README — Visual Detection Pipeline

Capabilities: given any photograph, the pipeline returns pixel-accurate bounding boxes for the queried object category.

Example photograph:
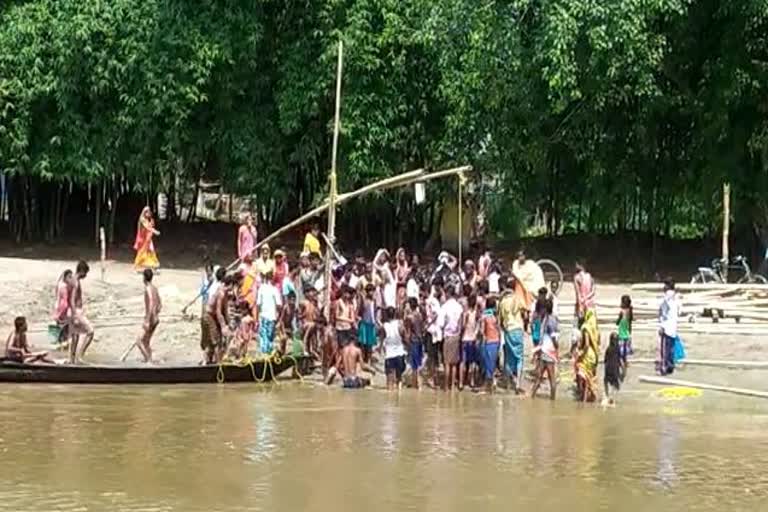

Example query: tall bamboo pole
[458,174,463,264]
[324,40,344,320]
[722,182,731,281]
[179,165,472,313]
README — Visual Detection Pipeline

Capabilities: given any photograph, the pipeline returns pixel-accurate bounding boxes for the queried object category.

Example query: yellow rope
[214,351,306,384]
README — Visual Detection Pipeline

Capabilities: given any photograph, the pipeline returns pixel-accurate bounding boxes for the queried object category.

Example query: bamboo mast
[324,40,344,320]
[180,165,473,313]
[722,182,730,281]
[458,174,463,264]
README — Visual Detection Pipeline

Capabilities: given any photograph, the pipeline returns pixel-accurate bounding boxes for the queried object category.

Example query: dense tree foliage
[1,0,767,251]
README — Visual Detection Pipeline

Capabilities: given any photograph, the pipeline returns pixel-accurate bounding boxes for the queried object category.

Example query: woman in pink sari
[395,248,410,308]
[238,213,257,260]
[133,207,160,271]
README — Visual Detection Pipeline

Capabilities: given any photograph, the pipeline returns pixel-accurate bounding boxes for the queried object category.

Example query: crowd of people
[194,215,649,402]
[3,207,690,404]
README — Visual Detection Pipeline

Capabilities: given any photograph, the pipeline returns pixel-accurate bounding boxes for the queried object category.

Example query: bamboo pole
[635,358,768,369]
[631,283,768,292]
[458,174,463,264]
[179,164,473,312]
[247,169,425,262]
[99,227,106,282]
[722,182,730,281]
[324,40,344,320]
[639,375,768,399]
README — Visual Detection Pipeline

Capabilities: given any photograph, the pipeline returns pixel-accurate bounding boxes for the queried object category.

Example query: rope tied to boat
[215,351,304,384]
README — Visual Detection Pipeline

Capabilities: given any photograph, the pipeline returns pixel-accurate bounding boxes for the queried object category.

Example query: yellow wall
[440,198,473,252]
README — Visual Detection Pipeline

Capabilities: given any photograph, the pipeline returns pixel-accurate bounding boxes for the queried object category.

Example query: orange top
[482,312,501,342]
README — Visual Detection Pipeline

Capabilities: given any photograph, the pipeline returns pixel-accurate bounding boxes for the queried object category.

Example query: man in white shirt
[440,286,464,390]
[658,280,679,375]
[406,270,420,300]
[257,271,283,354]
[426,284,444,385]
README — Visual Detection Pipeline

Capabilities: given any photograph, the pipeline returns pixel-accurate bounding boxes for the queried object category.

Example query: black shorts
[342,376,370,389]
[336,329,355,348]
[427,338,444,365]
[385,356,406,379]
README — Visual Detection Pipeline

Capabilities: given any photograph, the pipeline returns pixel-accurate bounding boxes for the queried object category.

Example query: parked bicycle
[536,258,564,296]
[689,255,767,284]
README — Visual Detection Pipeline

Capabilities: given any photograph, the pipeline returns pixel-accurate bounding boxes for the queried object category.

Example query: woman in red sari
[133,207,161,271]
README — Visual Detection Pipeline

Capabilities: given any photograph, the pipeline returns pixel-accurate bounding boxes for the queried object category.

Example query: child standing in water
[530,300,559,400]
[357,284,378,363]
[460,294,480,390]
[616,295,633,381]
[603,332,622,406]
[404,297,425,389]
[379,307,407,391]
[479,297,501,392]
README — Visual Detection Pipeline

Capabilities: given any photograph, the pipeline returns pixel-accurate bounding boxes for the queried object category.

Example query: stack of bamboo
[626,283,768,336]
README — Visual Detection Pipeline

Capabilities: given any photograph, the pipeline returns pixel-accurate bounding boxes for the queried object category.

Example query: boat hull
[0,357,310,384]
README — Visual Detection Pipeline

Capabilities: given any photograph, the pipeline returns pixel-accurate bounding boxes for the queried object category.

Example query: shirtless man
[6,317,54,364]
[69,260,94,364]
[136,269,162,363]
[299,286,321,359]
[277,291,298,355]
[339,342,376,389]
[201,275,232,364]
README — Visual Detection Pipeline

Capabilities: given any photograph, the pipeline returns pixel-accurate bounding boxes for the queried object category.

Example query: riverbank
[1,256,765,378]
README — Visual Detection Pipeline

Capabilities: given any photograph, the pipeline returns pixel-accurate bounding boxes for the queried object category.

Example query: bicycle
[536,258,564,296]
[689,255,768,284]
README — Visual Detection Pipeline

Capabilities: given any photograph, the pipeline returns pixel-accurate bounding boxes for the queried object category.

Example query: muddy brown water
[1,376,767,512]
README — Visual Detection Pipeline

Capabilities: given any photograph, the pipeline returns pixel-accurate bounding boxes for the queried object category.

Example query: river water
[1,380,767,512]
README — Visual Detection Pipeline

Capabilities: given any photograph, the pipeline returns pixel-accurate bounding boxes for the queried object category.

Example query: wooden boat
[0,356,310,384]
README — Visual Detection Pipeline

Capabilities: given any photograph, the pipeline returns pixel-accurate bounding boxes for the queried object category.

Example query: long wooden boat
[0,356,310,384]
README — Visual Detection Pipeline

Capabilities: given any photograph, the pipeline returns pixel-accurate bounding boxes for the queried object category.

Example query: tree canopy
[1,0,767,250]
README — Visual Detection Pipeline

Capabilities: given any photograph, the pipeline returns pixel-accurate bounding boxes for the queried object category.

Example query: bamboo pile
[627,283,768,336]
[560,283,768,336]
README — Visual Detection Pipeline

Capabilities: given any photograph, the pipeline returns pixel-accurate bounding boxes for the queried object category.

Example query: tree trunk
[108,176,120,246]
[187,173,200,223]
[95,180,102,246]
[167,170,177,223]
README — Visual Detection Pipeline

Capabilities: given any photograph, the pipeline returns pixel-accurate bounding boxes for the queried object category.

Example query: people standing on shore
[133,207,160,272]
[658,280,679,376]
[380,306,407,391]
[575,309,600,402]
[201,274,232,364]
[441,285,464,391]
[69,261,94,364]
[136,269,162,363]
[499,276,528,393]
[530,299,558,400]
[461,293,480,390]
[53,269,73,348]
[573,261,595,325]
[617,295,634,380]
[479,297,501,392]
[237,213,257,260]
[257,271,282,355]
